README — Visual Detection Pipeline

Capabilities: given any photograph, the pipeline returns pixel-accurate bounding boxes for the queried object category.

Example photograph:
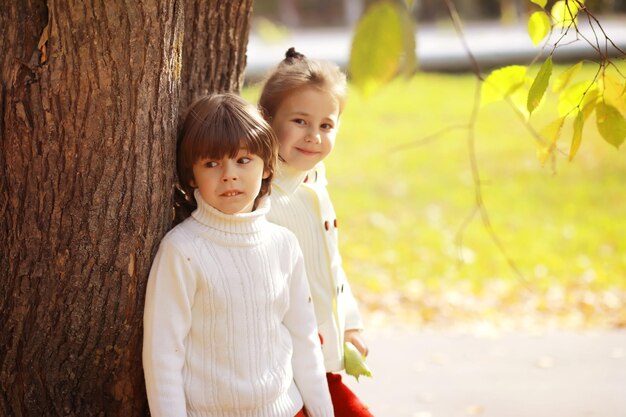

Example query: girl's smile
[295,147,322,156]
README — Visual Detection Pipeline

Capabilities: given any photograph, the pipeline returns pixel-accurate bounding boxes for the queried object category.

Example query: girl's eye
[321,123,333,130]
[292,118,306,126]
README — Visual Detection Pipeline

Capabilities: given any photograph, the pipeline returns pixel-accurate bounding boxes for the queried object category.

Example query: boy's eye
[237,156,251,164]
[204,160,218,168]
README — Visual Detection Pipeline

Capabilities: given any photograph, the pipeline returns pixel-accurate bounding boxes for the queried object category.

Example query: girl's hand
[344,329,369,357]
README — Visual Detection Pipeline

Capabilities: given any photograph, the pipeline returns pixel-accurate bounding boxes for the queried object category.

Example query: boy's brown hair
[177,93,278,209]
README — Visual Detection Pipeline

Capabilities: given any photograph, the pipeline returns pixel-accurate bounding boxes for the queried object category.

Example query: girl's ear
[189,178,197,188]
[262,169,270,180]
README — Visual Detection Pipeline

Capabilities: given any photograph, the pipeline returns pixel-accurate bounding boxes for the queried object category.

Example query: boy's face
[271,87,340,171]
[191,148,269,214]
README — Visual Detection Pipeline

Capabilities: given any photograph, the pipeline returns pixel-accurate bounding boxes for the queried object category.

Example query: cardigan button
[324,220,330,231]
[334,219,337,228]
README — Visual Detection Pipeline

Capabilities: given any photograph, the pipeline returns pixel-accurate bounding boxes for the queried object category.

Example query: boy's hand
[344,329,369,357]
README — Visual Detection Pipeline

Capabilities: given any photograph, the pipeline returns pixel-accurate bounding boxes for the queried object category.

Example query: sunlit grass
[244,66,626,328]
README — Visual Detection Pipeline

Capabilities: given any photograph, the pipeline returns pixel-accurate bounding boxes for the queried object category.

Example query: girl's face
[271,87,340,171]
[191,148,269,214]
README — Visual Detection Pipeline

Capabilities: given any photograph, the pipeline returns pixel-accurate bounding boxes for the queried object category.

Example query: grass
[243,66,626,328]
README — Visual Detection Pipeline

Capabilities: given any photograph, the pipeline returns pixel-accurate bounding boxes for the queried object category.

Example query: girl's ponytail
[284,47,305,63]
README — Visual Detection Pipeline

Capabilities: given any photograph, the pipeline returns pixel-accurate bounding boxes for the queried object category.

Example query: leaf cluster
[349,0,626,161]
[483,0,626,161]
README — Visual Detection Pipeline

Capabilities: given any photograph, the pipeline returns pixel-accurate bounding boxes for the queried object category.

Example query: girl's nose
[305,130,322,144]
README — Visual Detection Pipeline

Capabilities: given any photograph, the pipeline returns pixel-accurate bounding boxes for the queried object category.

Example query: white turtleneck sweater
[268,163,364,373]
[143,191,334,417]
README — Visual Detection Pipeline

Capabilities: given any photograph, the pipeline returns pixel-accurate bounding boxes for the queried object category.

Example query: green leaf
[530,0,548,7]
[551,0,584,28]
[558,81,598,117]
[528,11,551,46]
[596,102,626,148]
[481,65,527,107]
[527,56,553,113]
[344,342,373,382]
[569,111,584,161]
[552,62,583,92]
[349,1,410,95]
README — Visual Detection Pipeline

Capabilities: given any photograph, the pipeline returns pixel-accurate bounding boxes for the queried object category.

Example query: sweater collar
[272,162,309,194]
[191,189,270,237]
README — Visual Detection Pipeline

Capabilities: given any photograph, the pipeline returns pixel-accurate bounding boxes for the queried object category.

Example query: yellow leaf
[551,0,583,28]
[528,11,551,46]
[569,111,584,161]
[254,17,290,43]
[552,62,583,93]
[538,117,565,165]
[596,102,626,148]
[481,65,527,107]
[600,74,626,114]
[558,81,598,118]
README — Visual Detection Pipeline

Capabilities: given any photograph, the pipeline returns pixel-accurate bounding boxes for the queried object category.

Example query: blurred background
[243,3,626,413]
[244,0,626,331]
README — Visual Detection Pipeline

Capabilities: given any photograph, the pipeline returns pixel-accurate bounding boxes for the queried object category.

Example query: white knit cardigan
[267,163,364,373]
[143,191,334,417]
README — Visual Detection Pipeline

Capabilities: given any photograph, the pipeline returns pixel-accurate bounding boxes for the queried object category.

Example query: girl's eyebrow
[289,110,337,122]
[288,110,310,117]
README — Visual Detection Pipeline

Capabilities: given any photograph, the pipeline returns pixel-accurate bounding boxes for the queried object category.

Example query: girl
[259,49,373,416]
[143,93,334,417]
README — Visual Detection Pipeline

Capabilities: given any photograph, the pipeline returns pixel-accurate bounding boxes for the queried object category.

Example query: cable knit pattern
[267,163,364,373]
[143,191,334,417]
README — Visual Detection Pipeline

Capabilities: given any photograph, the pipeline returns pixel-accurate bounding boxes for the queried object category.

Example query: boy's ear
[189,179,197,188]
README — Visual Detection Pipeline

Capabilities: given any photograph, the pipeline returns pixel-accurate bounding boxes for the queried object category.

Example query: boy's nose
[221,163,238,181]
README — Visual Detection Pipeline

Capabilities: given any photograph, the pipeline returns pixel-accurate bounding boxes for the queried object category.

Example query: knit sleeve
[142,236,197,417]
[283,238,335,417]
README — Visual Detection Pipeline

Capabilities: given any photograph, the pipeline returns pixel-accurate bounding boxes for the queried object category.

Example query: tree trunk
[0,0,251,415]
[179,0,253,111]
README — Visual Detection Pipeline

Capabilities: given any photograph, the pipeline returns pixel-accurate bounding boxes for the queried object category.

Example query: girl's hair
[258,47,347,121]
[177,93,278,210]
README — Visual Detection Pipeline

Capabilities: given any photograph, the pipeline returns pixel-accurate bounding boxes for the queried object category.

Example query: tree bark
[179,0,253,111]
[0,0,252,415]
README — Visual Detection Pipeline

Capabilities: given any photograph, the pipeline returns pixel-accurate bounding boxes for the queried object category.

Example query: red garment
[294,409,306,417]
[326,373,374,416]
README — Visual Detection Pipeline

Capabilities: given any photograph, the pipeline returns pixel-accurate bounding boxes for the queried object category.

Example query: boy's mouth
[221,190,243,197]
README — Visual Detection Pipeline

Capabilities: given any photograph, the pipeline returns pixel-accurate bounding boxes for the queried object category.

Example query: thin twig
[390,123,469,152]
[443,0,530,287]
